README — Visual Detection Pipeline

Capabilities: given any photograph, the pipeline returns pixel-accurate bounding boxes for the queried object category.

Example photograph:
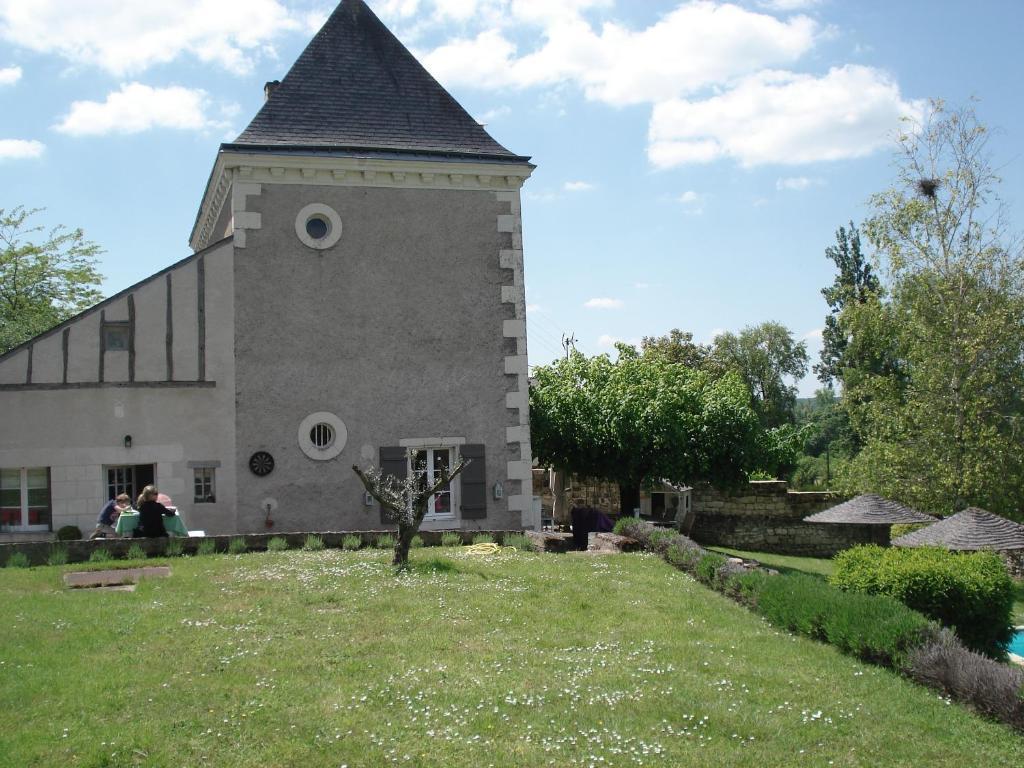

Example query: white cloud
[634,282,650,289]
[649,65,926,168]
[421,3,818,106]
[677,189,704,215]
[776,176,823,191]
[597,334,620,348]
[758,0,821,11]
[477,105,511,123]
[0,138,44,159]
[584,297,624,309]
[525,303,542,313]
[0,0,302,75]
[563,180,594,192]
[54,83,224,136]
[802,327,824,341]
[0,65,21,85]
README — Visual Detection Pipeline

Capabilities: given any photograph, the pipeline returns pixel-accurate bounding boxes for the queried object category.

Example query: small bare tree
[352,451,469,568]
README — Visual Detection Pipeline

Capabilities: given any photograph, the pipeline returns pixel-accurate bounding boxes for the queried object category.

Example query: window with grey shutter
[459,444,487,519]
[379,446,407,524]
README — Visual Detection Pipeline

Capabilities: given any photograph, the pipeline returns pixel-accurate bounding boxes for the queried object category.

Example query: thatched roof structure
[892,507,1024,551]
[803,494,938,525]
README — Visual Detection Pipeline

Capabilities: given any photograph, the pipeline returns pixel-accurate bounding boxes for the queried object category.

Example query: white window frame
[193,467,216,504]
[107,465,135,502]
[406,446,460,522]
[0,467,51,532]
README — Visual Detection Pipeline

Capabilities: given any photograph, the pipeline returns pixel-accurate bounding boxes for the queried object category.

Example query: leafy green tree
[711,321,809,428]
[841,101,1024,517]
[529,346,769,515]
[0,207,103,353]
[640,328,713,370]
[815,222,890,385]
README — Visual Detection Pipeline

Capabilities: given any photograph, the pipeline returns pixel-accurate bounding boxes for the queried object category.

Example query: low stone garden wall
[0,530,522,567]
[690,481,886,557]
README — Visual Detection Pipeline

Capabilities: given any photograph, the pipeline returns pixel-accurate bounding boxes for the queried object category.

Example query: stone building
[0,0,536,539]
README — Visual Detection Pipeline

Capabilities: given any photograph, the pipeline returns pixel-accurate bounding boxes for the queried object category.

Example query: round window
[297,411,347,460]
[305,216,329,240]
[295,204,343,249]
[310,422,335,449]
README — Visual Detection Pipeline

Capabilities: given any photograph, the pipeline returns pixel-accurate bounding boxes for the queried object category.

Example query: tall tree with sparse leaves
[0,207,103,354]
[841,101,1024,517]
[711,321,809,428]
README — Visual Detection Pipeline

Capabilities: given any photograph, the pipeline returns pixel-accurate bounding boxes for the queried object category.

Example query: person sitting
[135,485,174,538]
[89,493,131,539]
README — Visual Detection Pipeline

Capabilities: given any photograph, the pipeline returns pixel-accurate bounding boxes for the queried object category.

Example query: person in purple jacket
[89,493,130,539]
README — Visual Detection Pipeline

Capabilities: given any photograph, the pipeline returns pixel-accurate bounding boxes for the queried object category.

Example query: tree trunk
[393,522,416,568]
[618,482,640,518]
[551,469,570,528]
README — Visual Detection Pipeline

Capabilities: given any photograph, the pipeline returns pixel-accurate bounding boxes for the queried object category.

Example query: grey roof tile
[803,494,938,525]
[229,0,526,162]
[892,508,1024,551]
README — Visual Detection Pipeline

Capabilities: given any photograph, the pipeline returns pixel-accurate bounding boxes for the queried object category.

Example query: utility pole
[561,332,577,359]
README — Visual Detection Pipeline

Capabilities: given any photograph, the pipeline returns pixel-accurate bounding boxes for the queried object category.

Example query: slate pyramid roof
[226,0,527,163]
[892,507,1024,551]
[803,494,938,525]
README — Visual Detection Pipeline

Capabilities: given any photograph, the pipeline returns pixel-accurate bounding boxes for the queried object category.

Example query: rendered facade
[0,0,537,538]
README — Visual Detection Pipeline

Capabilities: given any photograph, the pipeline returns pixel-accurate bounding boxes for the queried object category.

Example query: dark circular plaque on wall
[249,451,275,477]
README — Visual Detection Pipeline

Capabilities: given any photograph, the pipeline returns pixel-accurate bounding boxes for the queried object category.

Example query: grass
[1,550,1022,767]
[710,547,836,578]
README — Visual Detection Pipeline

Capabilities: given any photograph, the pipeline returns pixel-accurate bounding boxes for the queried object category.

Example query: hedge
[830,545,1015,658]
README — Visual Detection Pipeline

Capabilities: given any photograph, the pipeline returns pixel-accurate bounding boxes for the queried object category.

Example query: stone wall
[690,480,884,557]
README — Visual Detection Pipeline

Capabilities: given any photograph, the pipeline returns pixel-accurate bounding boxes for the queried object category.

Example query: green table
[114,511,189,537]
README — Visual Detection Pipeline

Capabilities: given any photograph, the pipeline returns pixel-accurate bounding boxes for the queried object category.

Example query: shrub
[5,551,30,568]
[374,534,396,550]
[440,532,462,547]
[756,573,935,667]
[196,539,217,556]
[695,553,728,586]
[905,628,1024,730]
[164,538,184,557]
[890,523,929,540]
[665,540,704,572]
[341,534,362,551]
[126,543,147,561]
[228,537,248,554]
[410,535,425,549]
[302,535,325,552]
[471,533,494,545]
[88,549,113,563]
[831,545,1015,657]
[724,569,771,608]
[266,537,289,552]
[612,517,654,545]
[47,546,69,566]
[646,528,677,555]
[503,533,533,552]
[56,525,82,541]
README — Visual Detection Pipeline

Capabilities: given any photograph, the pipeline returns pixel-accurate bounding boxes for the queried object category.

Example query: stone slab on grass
[525,530,575,553]
[64,566,171,589]
[588,532,641,553]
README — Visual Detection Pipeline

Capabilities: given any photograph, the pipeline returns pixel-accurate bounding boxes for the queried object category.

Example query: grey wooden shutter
[459,444,487,520]
[379,446,407,524]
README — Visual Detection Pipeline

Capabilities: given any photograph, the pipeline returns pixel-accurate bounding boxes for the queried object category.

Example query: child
[89,493,131,539]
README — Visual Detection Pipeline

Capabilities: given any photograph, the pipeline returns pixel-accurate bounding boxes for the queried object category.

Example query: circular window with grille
[309,422,335,449]
[298,411,347,460]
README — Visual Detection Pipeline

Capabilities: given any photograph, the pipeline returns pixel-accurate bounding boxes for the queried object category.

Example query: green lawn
[710,547,836,578]
[1,548,1022,767]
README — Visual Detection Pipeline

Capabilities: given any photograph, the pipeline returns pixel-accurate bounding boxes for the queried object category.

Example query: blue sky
[1,0,1022,395]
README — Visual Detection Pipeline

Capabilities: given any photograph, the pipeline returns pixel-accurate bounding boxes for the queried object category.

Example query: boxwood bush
[831,545,1014,658]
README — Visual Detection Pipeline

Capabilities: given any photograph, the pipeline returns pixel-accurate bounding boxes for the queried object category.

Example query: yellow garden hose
[463,542,517,556]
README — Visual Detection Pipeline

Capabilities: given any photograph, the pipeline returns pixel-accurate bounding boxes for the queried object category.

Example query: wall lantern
[123,435,132,449]
[493,481,504,500]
